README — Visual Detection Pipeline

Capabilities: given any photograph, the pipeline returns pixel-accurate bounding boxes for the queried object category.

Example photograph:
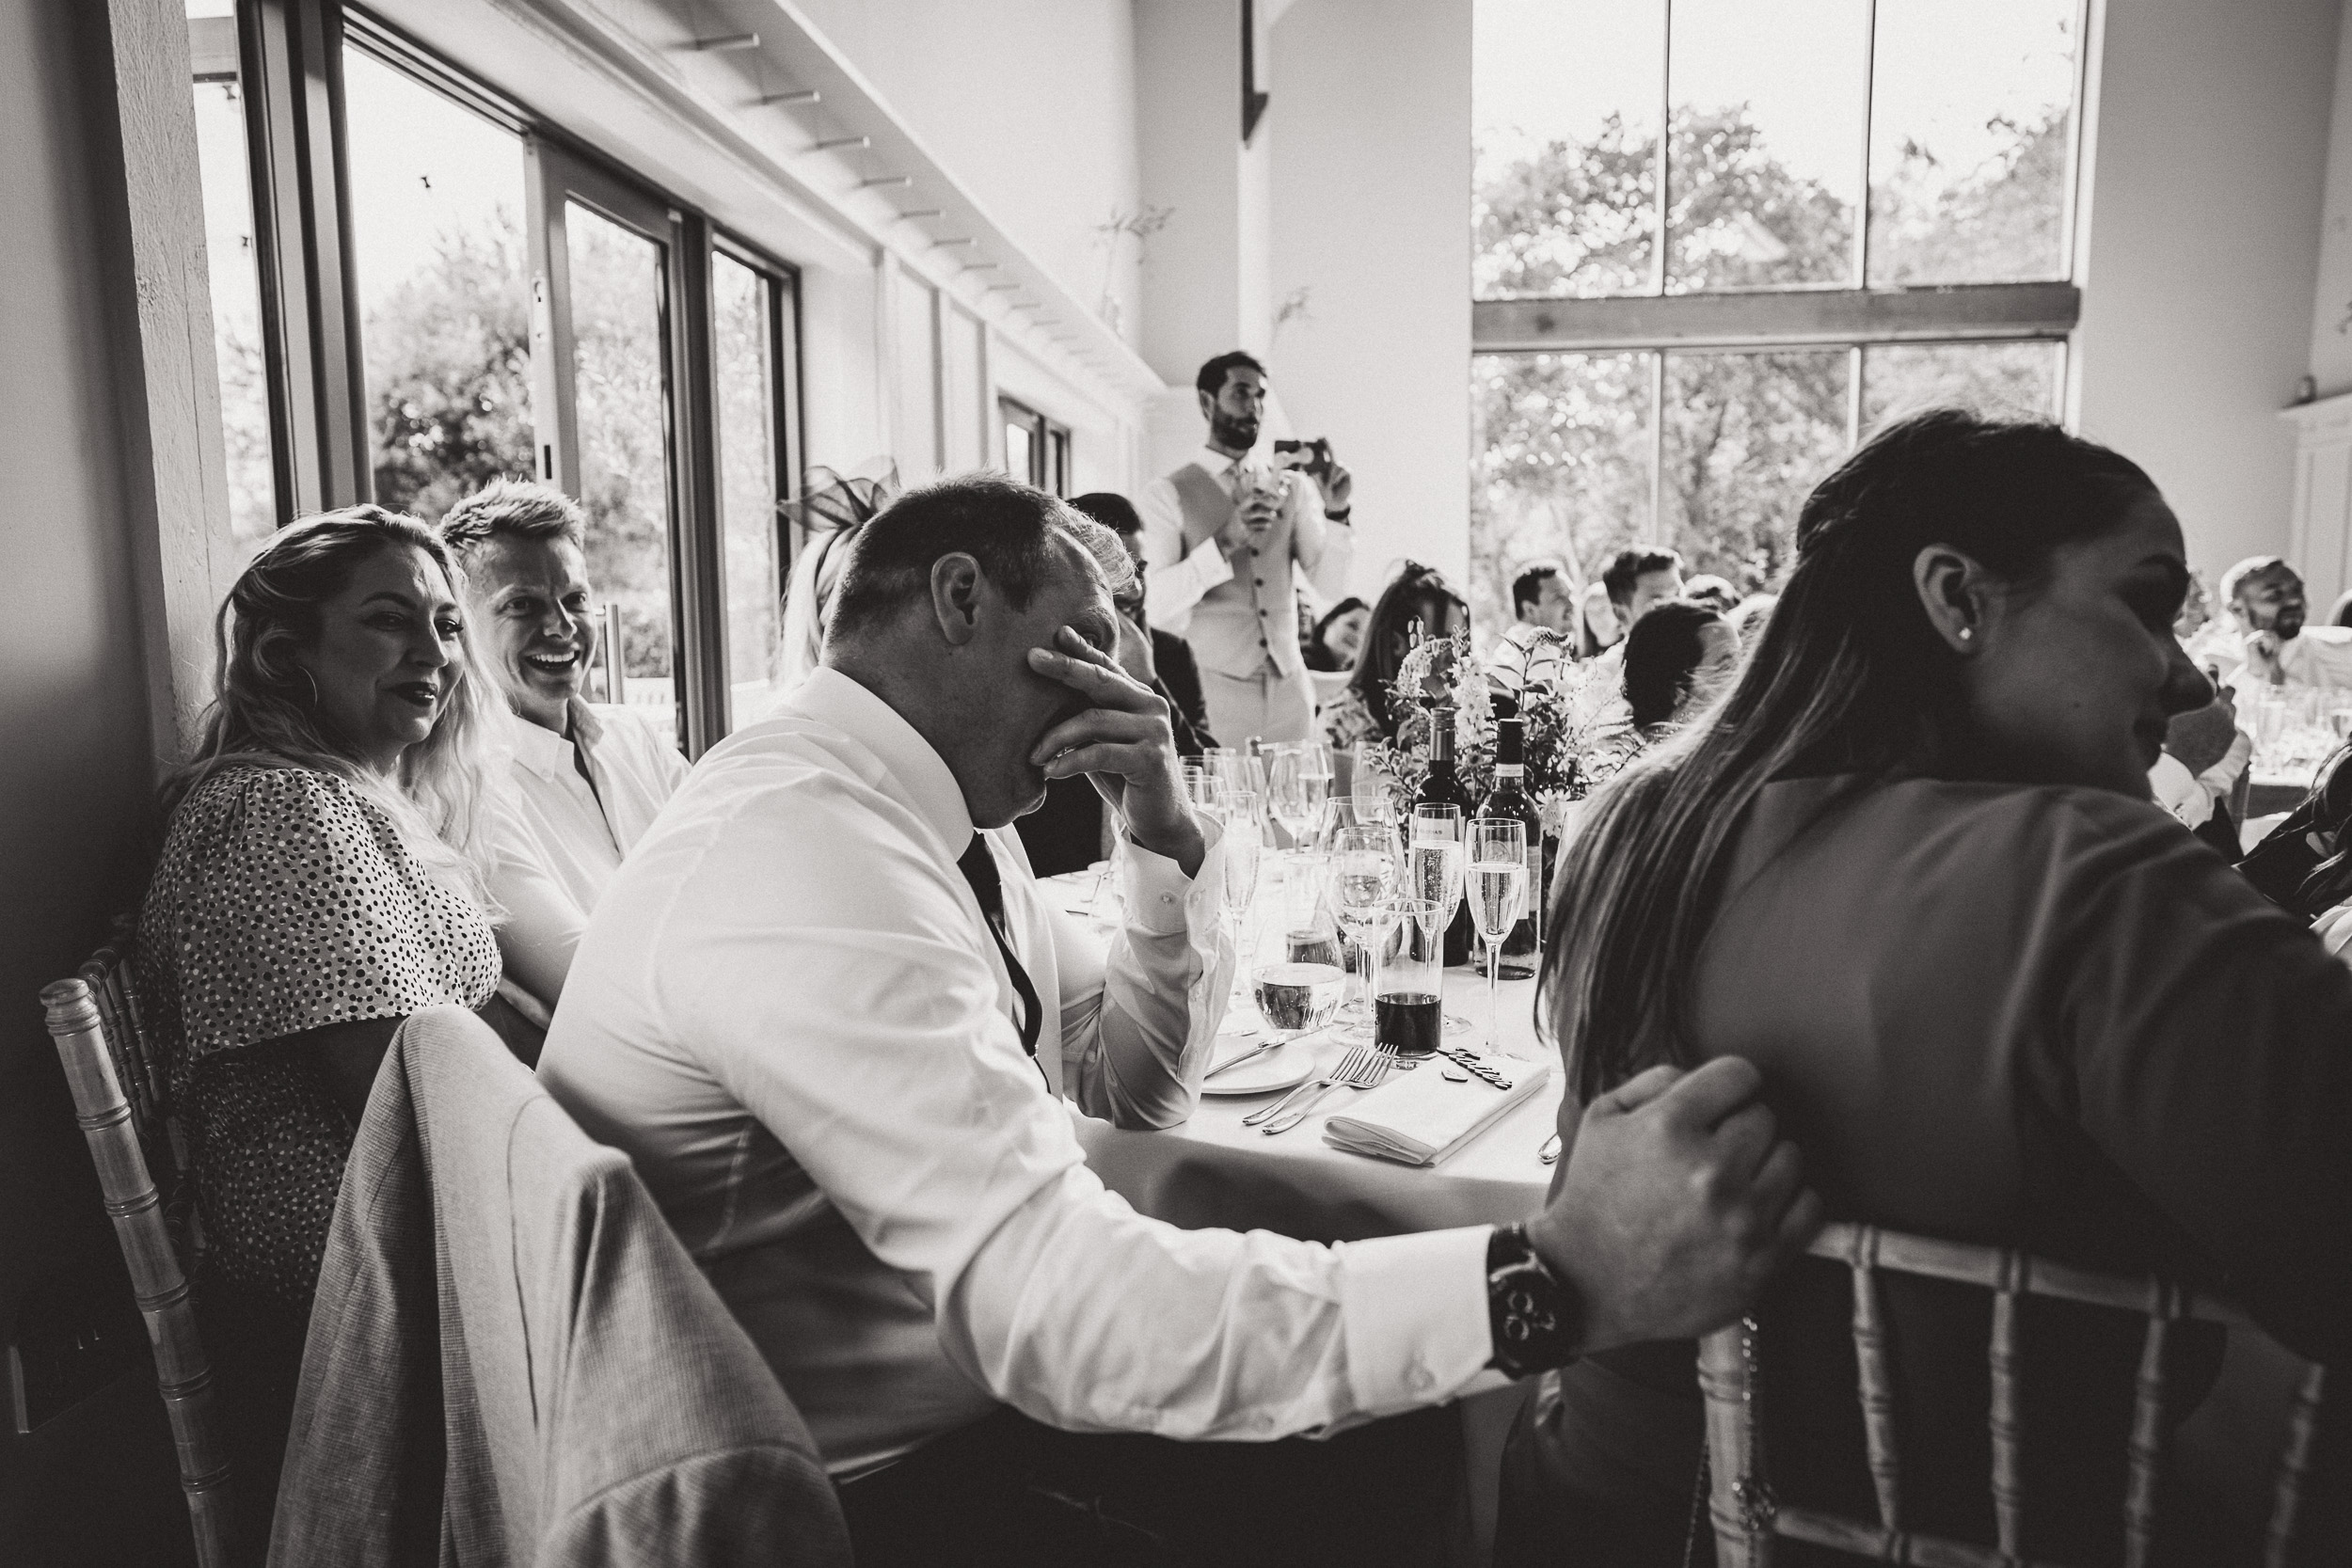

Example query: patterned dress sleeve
[145,767,501,1067]
[1323,686,1381,753]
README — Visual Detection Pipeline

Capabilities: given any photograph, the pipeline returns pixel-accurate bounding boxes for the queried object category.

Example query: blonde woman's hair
[164,504,504,906]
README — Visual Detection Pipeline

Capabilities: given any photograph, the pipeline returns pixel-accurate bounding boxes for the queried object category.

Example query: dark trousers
[837,1403,1466,1568]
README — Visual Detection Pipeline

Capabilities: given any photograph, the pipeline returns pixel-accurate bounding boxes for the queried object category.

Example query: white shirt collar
[502,697,605,783]
[784,667,976,858]
[1198,444,1251,480]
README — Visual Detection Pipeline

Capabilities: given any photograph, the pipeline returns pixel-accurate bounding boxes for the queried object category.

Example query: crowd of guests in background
[123,363,2352,1564]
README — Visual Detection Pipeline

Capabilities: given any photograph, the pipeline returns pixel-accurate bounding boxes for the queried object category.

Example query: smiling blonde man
[442,481,688,1006]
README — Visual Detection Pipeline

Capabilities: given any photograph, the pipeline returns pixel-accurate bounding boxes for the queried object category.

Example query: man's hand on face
[1027,627,1205,877]
[1527,1057,1820,1354]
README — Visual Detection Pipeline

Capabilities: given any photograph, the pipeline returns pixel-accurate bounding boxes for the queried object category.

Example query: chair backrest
[76,920,182,1196]
[1699,1221,2328,1568]
[41,977,232,1568]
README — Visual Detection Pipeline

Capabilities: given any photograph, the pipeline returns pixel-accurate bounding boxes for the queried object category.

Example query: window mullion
[1855,0,1878,290]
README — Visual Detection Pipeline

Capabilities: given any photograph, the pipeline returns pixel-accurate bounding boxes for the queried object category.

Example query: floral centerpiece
[1359,630,1637,821]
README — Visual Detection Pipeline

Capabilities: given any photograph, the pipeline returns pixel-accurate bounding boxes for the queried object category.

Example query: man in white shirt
[1490,560,1574,695]
[538,475,1818,1565]
[1138,351,1355,746]
[1573,544,1687,725]
[2221,554,2352,690]
[441,481,689,1007]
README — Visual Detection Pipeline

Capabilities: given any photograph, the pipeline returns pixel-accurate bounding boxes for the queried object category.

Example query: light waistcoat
[1169,462,1307,681]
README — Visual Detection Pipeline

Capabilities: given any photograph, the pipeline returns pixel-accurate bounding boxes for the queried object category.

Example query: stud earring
[1958,627,1973,642]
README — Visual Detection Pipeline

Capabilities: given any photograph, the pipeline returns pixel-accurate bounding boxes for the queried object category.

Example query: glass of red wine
[1371,895,1442,1059]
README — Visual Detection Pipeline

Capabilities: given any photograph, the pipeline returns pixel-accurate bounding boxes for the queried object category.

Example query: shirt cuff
[1120,814,1216,938]
[1183,534,1234,593]
[1335,1225,1496,1415]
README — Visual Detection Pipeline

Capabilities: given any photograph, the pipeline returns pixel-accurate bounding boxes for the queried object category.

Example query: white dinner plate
[1200,1030,1343,1096]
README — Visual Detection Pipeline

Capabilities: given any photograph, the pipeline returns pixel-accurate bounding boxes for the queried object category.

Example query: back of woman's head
[168,506,501,884]
[1544,409,2160,1102]
[1350,562,1466,735]
[1622,601,1722,729]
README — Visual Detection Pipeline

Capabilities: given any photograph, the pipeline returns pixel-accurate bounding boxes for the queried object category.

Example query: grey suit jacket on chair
[269,1006,849,1568]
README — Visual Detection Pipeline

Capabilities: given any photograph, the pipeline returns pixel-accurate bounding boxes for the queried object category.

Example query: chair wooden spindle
[1847,1228,1904,1536]
[1988,1260,2026,1560]
[2122,1293,2175,1568]
[1699,1325,1772,1568]
[2263,1363,2327,1568]
[40,979,232,1568]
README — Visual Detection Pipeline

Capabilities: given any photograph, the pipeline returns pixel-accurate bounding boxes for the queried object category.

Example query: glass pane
[188,15,277,544]
[714,253,782,726]
[1470,352,1656,641]
[1004,416,1033,486]
[1661,350,1849,589]
[1472,0,1665,299]
[1867,0,2076,285]
[1861,341,2062,431]
[566,201,677,750]
[1666,0,1867,292]
[342,47,532,521]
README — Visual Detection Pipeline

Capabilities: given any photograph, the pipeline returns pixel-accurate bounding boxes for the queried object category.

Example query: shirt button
[1249,547,1260,557]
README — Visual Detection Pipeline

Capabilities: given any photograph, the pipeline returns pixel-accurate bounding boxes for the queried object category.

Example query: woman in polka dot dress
[137,505,507,1546]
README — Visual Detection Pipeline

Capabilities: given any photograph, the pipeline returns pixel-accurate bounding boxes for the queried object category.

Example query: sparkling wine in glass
[1329,828,1396,1027]
[1469,819,1531,1056]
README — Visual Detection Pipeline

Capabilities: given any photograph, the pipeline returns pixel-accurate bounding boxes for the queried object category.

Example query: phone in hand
[1272,437,1333,479]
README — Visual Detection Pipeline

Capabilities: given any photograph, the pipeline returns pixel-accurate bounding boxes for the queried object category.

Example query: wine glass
[1266,746,1320,853]
[1352,764,1396,832]
[1469,819,1532,1057]
[1328,827,1396,1029]
[1409,803,1470,1034]
[1251,958,1346,1060]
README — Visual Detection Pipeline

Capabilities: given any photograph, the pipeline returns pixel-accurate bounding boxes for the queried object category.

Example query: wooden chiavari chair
[42,944,230,1568]
[1699,1222,2328,1568]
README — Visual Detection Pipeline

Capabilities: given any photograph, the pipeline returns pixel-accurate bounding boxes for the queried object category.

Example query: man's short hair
[1602,545,1683,608]
[2221,554,2293,606]
[1511,562,1564,616]
[1069,492,1143,538]
[1195,350,1267,399]
[438,479,587,570]
[828,473,1133,642]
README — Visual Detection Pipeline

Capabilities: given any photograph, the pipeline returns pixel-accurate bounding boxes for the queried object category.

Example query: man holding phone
[1136,350,1355,745]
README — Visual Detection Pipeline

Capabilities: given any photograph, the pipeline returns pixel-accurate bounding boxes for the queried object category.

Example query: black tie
[957,835,1042,1060]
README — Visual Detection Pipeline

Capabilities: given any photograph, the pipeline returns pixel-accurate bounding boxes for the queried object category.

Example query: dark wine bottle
[1479,715,1544,978]
[1415,702,1477,966]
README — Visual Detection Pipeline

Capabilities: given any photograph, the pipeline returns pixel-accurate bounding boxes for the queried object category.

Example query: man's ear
[1197,386,1216,422]
[930,553,984,647]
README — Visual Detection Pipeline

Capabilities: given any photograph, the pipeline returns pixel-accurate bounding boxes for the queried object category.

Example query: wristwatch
[1486,1222,1580,1377]
[1324,507,1351,522]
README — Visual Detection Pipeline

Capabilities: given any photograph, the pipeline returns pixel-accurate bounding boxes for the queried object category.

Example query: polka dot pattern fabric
[137,766,500,1309]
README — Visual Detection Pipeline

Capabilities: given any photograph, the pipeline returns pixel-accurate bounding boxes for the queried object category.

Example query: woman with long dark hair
[1500,411,2352,1563]
[1321,562,1467,756]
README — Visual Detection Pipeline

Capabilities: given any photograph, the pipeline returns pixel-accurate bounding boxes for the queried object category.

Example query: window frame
[1470,0,2090,403]
[210,0,804,755]
[999,395,1071,497]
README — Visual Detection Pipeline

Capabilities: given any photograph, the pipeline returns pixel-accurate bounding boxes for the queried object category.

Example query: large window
[1471,0,2081,624]
[1001,397,1071,497]
[181,0,802,756]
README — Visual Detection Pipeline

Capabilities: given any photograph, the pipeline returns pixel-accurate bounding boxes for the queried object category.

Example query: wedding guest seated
[1323,561,1468,767]
[1304,594,1369,673]
[1490,562,1575,694]
[1017,490,1217,875]
[1578,602,1740,791]
[537,476,1816,1567]
[1576,578,1621,659]
[2220,553,2352,689]
[1680,572,1740,615]
[1501,411,2352,1565]
[441,481,687,1007]
[136,507,507,1555]
[1570,545,1685,722]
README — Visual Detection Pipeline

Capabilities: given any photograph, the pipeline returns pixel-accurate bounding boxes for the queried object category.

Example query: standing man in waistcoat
[1137,351,1355,745]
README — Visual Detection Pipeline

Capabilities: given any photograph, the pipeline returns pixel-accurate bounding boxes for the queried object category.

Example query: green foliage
[366,224,534,523]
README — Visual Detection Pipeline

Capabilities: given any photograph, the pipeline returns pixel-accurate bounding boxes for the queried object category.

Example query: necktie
[957,835,1042,1059]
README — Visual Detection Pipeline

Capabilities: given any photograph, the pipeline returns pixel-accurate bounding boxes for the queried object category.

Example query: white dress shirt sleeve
[484,795,591,1006]
[1054,825,1236,1130]
[1138,474,1233,630]
[657,805,1496,1441]
[1286,476,1354,603]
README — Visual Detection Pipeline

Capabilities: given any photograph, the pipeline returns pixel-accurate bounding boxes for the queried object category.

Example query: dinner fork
[1258,1046,1391,1135]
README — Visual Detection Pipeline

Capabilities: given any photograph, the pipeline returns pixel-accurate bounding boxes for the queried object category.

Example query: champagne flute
[1469,819,1532,1057]
[1410,803,1470,1033]
[1211,800,1263,1001]
[1267,746,1319,853]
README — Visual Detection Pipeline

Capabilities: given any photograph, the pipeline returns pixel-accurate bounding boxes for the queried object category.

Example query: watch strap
[1486,1222,1579,1377]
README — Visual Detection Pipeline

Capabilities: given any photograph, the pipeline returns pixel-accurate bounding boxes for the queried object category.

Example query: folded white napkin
[1323,1053,1552,1166]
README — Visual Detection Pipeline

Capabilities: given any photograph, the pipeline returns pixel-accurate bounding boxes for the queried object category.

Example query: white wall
[2309,6,2352,396]
[1269,0,1473,600]
[2072,0,2342,578]
[791,0,1142,343]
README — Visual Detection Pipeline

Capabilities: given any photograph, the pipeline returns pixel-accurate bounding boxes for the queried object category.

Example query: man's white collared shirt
[536,668,1493,1479]
[485,698,688,1005]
